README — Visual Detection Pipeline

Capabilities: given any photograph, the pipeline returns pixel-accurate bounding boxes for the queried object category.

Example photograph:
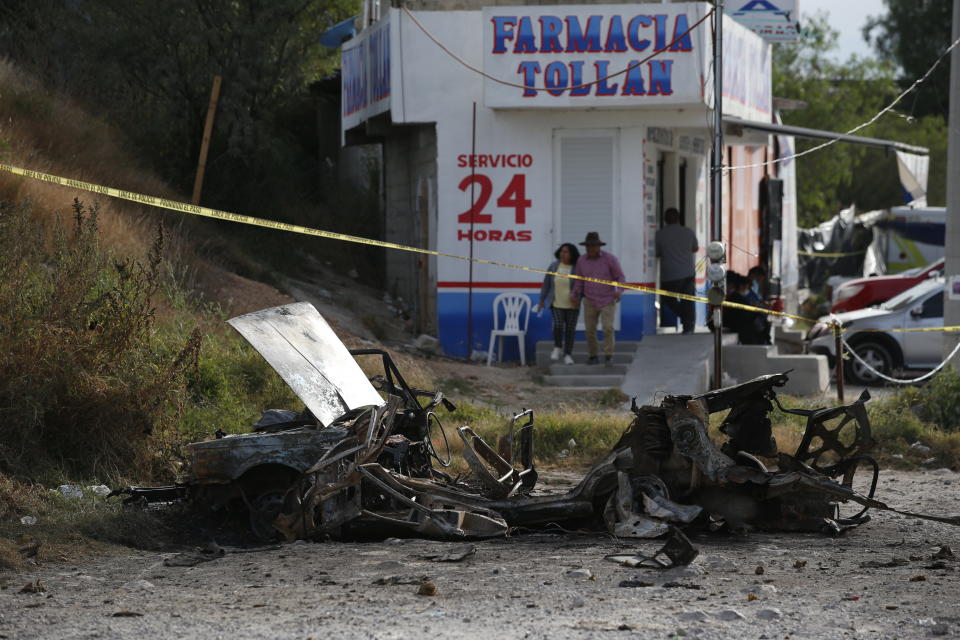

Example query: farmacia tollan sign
[482,4,708,108]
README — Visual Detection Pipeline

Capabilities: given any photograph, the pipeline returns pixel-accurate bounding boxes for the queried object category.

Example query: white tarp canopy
[895,150,929,207]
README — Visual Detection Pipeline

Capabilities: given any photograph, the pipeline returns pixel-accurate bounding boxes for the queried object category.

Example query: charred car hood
[227,302,385,426]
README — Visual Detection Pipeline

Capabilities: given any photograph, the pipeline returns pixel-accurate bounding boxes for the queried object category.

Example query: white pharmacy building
[340,0,800,360]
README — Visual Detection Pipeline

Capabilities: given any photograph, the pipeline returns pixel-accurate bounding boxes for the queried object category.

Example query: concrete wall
[383,124,438,335]
[725,145,765,276]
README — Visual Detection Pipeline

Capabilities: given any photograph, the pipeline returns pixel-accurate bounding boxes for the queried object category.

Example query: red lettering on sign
[496,174,531,224]
[457,169,533,229]
[457,154,535,168]
[458,229,533,242]
[457,174,494,224]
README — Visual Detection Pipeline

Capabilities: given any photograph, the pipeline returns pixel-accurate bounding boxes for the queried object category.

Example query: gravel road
[2,470,958,640]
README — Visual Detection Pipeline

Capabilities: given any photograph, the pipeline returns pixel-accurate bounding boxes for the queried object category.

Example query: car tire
[845,341,894,386]
[247,489,287,542]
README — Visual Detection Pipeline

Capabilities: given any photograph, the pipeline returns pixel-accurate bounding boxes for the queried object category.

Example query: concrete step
[722,332,740,346]
[719,342,829,397]
[766,354,829,396]
[722,345,777,368]
[774,324,806,355]
[542,374,625,387]
[547,363,629,375]
[535,341,640,354]
[535,352,634,367]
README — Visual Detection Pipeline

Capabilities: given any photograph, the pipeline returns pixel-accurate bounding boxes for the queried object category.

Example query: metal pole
[713,307,723,388]
[711,1,724,389]
[944,0,960,362]
[466,102,477,360]
[712,2,723,245]
[192,75,222,205]
[833,323,845,402]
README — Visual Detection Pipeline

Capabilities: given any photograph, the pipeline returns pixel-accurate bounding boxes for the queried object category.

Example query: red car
[831,258,944,313]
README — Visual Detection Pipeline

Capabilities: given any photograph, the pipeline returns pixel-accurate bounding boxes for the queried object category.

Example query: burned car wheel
[247,489,287,541]
[239,465,299,542]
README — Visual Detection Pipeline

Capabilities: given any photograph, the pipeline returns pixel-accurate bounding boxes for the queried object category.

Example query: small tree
[0,0,356,204]
[864,0,954,121]
[774,14,948,226]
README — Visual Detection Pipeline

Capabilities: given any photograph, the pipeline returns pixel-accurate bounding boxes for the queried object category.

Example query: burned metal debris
[115,303,960,560]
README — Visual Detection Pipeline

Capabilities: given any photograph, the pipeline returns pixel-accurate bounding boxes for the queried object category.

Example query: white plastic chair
[486,292,532,366]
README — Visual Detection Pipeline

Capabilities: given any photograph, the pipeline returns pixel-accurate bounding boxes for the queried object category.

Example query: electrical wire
[727,241,759,258]
[400,5,714,93]
[726,32,960,172]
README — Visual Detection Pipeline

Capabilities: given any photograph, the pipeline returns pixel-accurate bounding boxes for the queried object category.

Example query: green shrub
[176,328,298,444]
[533,412,625,459]
[0,198,299,483]
[0,199,197,482]
[868,393,926,445]
[912,367,960,431]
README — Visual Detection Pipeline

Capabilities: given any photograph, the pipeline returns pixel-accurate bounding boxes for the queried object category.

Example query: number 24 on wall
[457,174,531,224]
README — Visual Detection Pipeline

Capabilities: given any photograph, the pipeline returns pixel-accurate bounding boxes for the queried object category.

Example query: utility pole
[945,0,960,360]
[192,75,222,205]
[711,2,724,247]
[711,0,725,388]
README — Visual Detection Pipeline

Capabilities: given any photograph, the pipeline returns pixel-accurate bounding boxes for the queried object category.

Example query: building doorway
[553,129,621,331]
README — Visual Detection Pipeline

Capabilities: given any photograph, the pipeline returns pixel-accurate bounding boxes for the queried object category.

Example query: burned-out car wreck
[116,302,960,564]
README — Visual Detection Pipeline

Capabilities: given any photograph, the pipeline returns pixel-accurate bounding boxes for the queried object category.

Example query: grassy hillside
[0,57,309,473]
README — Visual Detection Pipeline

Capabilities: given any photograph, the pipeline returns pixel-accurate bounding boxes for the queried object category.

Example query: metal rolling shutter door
[559,136,615,249]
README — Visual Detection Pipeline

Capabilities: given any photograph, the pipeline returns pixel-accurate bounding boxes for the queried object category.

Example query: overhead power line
[726,33,960,171]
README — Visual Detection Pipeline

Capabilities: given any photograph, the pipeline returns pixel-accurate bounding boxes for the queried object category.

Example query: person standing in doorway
[537,243,581,365]
[747,265,768,305]
[655,207,699,334]
[571,232,625,365]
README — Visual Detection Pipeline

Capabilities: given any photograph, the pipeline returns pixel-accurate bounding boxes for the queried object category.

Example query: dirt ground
[2,470,958,640]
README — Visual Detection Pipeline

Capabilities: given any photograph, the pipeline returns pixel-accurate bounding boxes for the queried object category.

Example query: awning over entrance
[722,117,929,155]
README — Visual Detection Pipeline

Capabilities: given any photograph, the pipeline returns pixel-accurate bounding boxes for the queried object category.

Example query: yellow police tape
[859,326,960,333]
[0,162,932,331]
[797,249,867,258]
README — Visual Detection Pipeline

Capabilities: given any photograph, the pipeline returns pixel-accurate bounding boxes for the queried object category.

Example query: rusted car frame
[114,303,959,553]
